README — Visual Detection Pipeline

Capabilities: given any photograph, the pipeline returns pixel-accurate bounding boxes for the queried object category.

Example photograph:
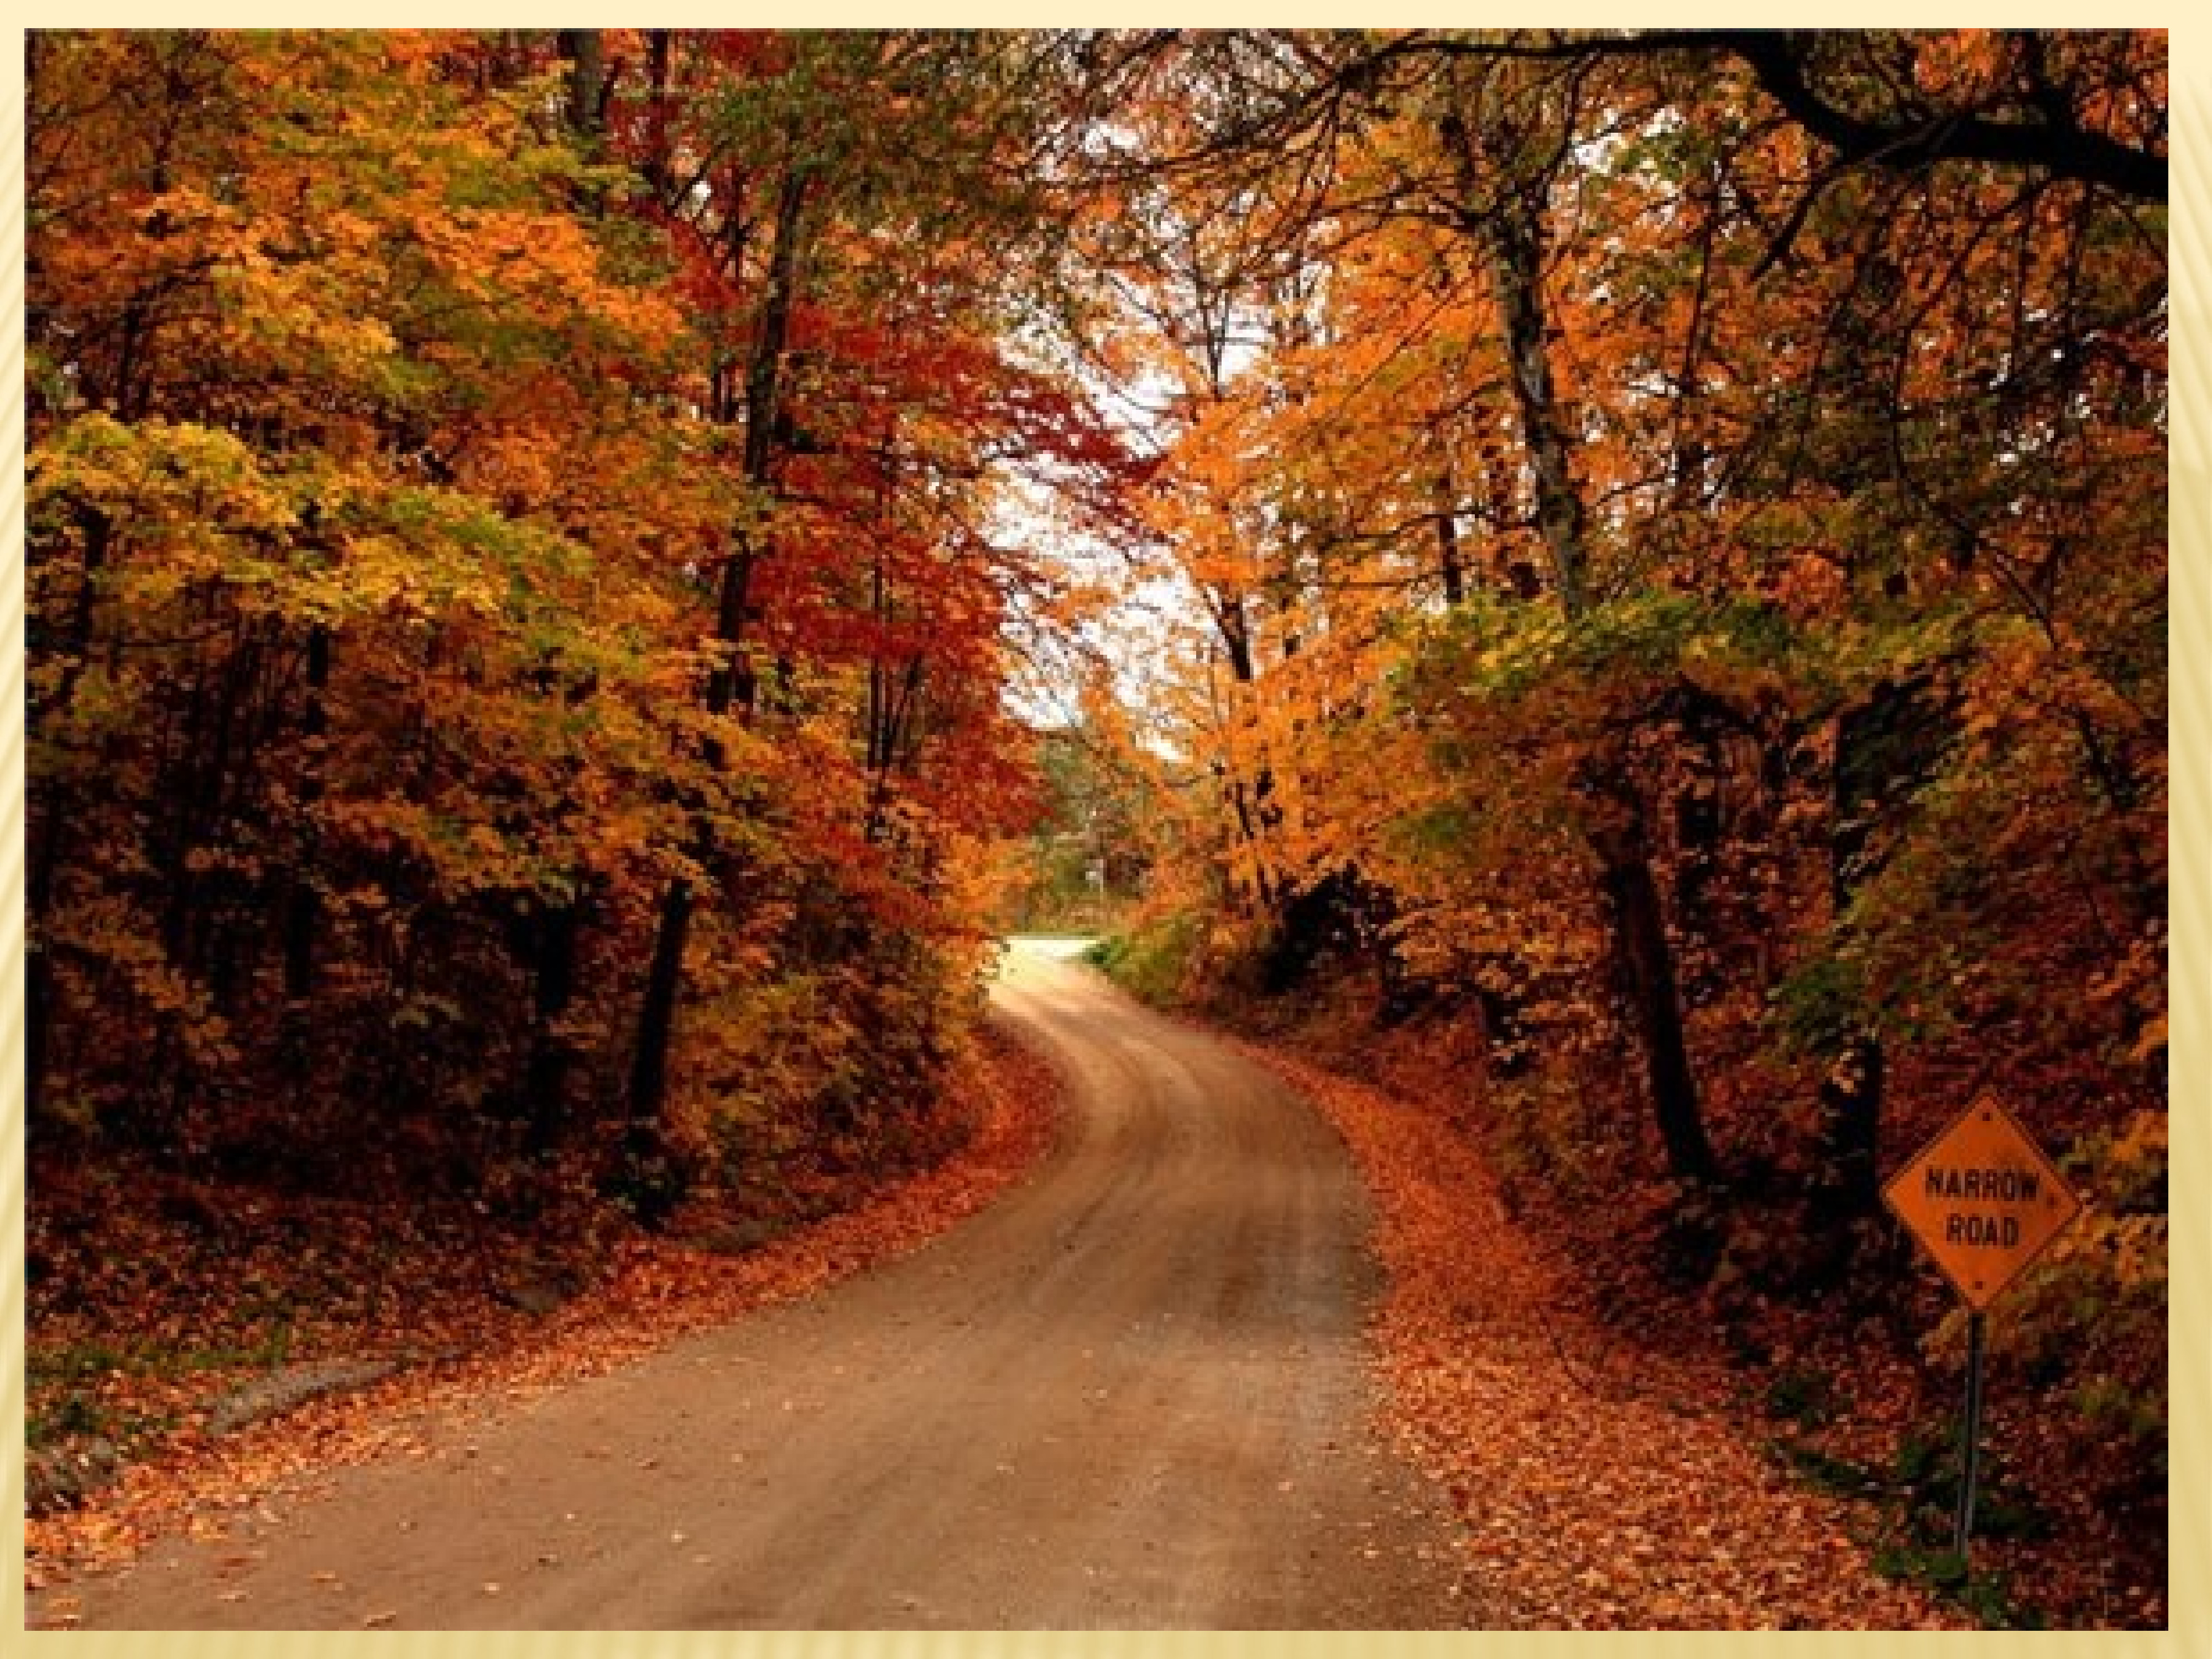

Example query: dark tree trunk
[1593,795,1719,1186]
[283,623,331,1003]
[27,849,60,1120]
[27,505,114,1117]
[524,895,582,1155]
[1808,677,1954,1227]
[1814,1034,1884,1219]
[557,29,604,137]
[627,878,692,1145]
[1433,465,1467,607]
[625,164,807,1143]
[642,31,674,203]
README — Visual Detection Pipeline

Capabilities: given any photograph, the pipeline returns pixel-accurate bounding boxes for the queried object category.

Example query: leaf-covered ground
[1221,1034,1971,1631]
[25,1020,1063,1600]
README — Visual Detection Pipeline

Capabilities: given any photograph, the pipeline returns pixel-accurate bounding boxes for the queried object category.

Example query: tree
[1065,25,2163,1210]
[27,27,1135,1217]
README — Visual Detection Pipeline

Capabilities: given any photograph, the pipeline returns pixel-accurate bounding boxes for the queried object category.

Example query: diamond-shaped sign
[1883,1094,2082,1311]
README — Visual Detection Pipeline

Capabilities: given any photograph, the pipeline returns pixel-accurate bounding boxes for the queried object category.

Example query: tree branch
[1721,30,2165,204]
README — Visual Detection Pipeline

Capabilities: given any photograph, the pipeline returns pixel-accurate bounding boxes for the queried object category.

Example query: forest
[24,29,2166,1628]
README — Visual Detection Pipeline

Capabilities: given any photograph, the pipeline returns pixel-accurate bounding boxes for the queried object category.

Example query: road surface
[44,941,1474,1629]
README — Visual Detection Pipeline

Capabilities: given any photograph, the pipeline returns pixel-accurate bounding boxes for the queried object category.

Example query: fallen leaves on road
[25,1024,1062,1595]
[1232,1039,1966,1631]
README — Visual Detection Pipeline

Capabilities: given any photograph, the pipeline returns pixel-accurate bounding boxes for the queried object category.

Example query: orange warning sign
[1885,1097,2070,1318]
[1883,1095,2081,1310]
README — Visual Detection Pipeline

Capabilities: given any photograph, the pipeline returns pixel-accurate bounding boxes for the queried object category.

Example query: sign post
[1954,1311,1985,1558]
[1882,1094,2081,1567]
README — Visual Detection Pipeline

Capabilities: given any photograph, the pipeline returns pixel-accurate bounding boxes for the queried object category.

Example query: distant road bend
[46,940,1473,1630]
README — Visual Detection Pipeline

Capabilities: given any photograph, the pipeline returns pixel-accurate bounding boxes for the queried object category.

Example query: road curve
[47,943,1474,1630]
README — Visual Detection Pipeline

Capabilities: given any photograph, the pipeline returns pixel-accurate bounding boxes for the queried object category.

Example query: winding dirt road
[48,942,1476,1630]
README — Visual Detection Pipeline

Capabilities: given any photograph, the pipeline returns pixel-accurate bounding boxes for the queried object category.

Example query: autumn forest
[23,29,2167,1630]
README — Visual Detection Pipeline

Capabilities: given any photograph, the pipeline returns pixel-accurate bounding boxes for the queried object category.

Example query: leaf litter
[1228,1037,1967,1630]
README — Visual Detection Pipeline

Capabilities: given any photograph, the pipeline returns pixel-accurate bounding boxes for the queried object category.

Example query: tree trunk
[1432,464,1467,607]
[1808,678,1954,1227]
[1483,182,1589,618]
[1439,97,1588,614]
[557,29,604,137]
[642,32,674,204]
[1440,82,1713,1179]
[1594,799,1719,1186]
[1814,1035,1884,1217]
[27,504,114,1117]
[282,623,330,1004]
[625,163,807,1141]
[523,894,582,1155]
[625,879,691,1147]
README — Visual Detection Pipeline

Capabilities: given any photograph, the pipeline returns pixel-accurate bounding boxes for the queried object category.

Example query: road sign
[1882,1094,2081,1311]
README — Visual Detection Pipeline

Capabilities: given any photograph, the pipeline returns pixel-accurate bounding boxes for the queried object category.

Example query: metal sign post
[1953,1311,1987,1563]
[1882,1094,2081,1569]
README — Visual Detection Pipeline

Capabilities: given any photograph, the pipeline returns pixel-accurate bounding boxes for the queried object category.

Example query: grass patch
[1872,1542,2044,1630]
[1778,1441,1885,1500]
[1770,1420,2054,1627]
[1764,1364,1840,1429]
[1088,915,1197,1006]
[27,1324,299,1449]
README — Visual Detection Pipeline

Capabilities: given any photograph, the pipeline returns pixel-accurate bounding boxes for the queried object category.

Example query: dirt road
[45,942,1475,1629]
